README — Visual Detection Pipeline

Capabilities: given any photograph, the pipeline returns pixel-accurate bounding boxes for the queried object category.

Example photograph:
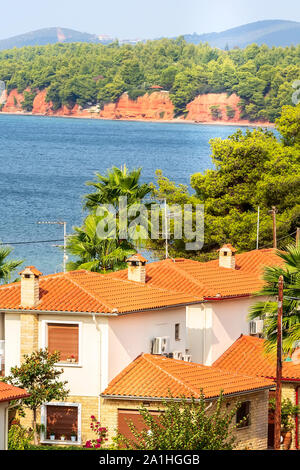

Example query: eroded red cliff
[99,92,174,120]
[1,88,271,126]
[186,93,242,122]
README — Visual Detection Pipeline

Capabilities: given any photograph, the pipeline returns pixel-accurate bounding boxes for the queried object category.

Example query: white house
[0,246,284,444]
[0,382,29,449]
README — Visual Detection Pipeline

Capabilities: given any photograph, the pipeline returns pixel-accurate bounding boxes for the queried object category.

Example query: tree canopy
[0,40,299,121]
[151,104,300,259]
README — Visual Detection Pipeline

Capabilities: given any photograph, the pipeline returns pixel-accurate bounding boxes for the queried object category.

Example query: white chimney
[19,266,42,308]
[218,244,237,269]
[126,254,148,283]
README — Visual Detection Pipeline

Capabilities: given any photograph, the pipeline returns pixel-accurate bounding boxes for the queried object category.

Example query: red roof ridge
[163,258,211,293]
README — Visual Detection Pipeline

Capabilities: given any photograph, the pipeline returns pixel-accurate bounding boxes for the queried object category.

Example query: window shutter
[48,323,79,362]
[46,405,78,440]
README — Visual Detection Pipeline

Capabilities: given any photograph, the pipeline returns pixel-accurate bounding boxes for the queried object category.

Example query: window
[175,323,180,341]
[47,323,79,364]
[44,403,80,442]
[236,401,251,429]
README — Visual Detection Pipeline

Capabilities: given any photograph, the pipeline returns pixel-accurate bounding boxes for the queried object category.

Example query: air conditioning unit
[152,337,170,355]
[249,320,264,335]
[173,351,183,360]
[182,354,192,362]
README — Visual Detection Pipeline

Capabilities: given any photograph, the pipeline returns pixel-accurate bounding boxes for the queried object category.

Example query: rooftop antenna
[37,221,68,272]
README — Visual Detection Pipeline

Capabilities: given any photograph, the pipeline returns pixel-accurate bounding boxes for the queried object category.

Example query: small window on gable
[236,401,251,429]
[47,323,79,363]
[175,323,180,341]
[223,252,228,256]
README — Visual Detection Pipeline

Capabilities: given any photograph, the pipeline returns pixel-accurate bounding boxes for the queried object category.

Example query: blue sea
[0,114,265,274]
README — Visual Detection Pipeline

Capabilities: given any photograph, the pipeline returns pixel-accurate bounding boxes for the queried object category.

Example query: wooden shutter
[46,405,78,440]
[118,409,162,442]
[47,323,79,362]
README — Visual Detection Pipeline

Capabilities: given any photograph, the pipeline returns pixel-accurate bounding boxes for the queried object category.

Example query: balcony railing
[0,340,5,376]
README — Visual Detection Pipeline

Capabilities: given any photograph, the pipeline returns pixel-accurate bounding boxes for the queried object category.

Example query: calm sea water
[0,114,258,274]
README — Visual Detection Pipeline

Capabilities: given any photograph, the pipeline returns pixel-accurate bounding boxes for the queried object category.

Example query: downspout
[296,386,299,450]
[92,313,102,422]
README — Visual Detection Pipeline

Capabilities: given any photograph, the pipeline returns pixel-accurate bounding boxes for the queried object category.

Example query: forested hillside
[0,39,299,121]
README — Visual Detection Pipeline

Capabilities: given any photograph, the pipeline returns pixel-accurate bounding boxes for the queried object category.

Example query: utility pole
[164,199,168,259]
[256,206,260,250]
[274,275,284,451]
[270,207,277,249]
[296,227,300,247]
[37,221,68,272]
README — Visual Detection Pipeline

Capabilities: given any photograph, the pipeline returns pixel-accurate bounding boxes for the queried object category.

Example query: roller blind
[46,405,78,440]
[47,323,79,362]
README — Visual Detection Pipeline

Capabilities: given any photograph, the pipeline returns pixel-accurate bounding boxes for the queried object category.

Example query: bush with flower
[84,416,108,449]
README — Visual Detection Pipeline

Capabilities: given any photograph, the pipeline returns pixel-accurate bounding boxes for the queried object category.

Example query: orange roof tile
[19,266,43,276]
[109,248,284,300]
[0,270,201,314]
[127,254,148,263]
[0,248,285,314]
[213,335,300,382]
[0,382,29,403]
[102,353,274,400]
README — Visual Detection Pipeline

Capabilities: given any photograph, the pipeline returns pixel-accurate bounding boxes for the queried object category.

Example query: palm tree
[0,245,23,283]
[84,165,151,211]
[249,244,300,354]
[66,214,135,273]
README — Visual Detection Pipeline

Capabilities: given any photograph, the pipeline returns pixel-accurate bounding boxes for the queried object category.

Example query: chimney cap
[217,244,237,253]
[126,254,148,264]
[19,266,43,277]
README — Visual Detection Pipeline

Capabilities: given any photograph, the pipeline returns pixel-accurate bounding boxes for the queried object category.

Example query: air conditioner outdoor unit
[152,336,170,355]
[173,351,183,360]
[182,354,192,362]
[249,320,264,335]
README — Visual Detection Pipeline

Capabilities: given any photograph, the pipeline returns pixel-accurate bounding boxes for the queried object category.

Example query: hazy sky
[1,0,300,40]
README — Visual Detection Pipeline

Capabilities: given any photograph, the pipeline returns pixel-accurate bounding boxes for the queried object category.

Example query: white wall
[186,304,212,365]
[39,314,109,397]
[0,402,7,450]
[108,307,186,382]
[210,296,262,365]
[4,313,20,375]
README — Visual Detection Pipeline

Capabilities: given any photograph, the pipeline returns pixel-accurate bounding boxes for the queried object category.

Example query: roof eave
[101,386,274,402]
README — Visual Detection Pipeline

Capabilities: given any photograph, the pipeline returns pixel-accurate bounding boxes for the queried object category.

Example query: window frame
[42,320,83,367]
[40,402,82,445]
[175,323,181,342]
[236,400,251,429]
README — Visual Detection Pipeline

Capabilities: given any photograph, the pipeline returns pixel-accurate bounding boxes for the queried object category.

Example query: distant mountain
[182,20,300,49]
[0,27,113,50]
[1,20,300,51]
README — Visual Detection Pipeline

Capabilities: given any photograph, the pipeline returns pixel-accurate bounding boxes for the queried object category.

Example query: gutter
[204,294,251,302]
[101,386,273,402]
[0,300,206,317]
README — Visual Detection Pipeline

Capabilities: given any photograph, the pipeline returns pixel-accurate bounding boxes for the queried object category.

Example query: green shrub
[8,423,33,450]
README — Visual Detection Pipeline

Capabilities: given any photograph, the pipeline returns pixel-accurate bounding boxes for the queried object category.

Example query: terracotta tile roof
[0,248,284,314]
[102,353,274,400]
[213,335,300,382]
[0,382,29,403]
[109,248,284,299]
[0,270,201,314]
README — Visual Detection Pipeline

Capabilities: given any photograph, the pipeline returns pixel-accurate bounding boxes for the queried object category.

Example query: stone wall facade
[20,313,39,358]
[101,389,270,450]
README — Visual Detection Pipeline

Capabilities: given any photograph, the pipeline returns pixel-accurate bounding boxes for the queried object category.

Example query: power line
[0,239,64,246]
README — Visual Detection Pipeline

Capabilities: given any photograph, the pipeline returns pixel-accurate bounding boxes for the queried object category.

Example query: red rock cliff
[99,92,174,120]
[2,89,28,113]
[186,93,242,122]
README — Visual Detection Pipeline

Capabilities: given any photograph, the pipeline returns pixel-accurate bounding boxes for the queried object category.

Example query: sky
[1,0,300,40]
